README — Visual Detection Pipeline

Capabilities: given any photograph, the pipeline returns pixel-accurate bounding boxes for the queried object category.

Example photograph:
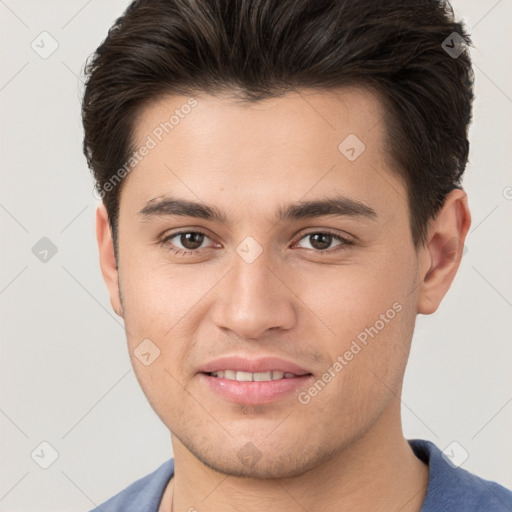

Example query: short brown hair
[82,0,473,252]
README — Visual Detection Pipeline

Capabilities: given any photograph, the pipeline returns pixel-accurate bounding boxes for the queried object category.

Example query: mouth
[205,370,306,381]
[198,356,314,404]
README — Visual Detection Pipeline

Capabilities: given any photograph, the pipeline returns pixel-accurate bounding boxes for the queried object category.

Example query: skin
[96,88,471,512]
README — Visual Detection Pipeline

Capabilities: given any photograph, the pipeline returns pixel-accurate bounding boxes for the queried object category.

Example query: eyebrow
[138,194,377,223]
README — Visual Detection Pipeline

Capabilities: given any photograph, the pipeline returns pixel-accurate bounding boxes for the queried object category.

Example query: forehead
[133,87,387,151]
[123,87,405,224]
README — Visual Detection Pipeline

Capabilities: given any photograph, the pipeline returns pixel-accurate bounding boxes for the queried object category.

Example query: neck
[160,399,428,512]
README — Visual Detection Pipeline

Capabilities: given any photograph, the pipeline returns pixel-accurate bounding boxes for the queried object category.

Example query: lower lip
[200,373,313,405]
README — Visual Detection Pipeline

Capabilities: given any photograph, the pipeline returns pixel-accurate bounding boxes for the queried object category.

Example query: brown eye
[161,230,212,255]
[308,233,334,250]
[295,231,350,252]
[178,232,205,250]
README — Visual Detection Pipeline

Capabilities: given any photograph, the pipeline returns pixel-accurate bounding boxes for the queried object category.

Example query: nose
[211,249,297,340]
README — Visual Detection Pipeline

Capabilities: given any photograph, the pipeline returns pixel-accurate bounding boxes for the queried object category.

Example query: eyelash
[160,229,353,256]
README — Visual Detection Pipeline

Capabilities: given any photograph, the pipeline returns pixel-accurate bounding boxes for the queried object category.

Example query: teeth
[253,371,272,381]
[210,370,297,381]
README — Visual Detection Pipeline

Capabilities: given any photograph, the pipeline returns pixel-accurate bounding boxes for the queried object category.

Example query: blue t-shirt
[89,439,512,512]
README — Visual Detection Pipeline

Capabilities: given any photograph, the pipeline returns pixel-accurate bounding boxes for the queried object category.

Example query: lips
[200,356,311,376]
[199,356,313,404]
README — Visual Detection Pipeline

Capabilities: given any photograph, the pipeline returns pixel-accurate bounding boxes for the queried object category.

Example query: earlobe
[417,189,471,315]
[96,203,123,317]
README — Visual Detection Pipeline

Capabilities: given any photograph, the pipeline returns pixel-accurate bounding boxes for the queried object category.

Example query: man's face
[112,88,421,477]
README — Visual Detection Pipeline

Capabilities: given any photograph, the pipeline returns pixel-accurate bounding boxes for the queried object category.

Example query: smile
[208,370,298,381]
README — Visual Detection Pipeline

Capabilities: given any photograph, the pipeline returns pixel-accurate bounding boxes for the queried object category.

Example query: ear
[417,188,471,315]
[96,203,123,317]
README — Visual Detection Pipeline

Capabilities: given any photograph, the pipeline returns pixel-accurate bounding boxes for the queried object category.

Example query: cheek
[302,251,417,393]
[300,254,414,339]
[301,300,415,437]
[120,258,210,335]
[119,258,224,400]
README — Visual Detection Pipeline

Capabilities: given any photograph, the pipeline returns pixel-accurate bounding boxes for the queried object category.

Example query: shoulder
[409,439,512,512]
[87,459,175,512]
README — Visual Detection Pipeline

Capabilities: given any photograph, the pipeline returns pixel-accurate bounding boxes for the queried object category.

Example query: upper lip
[200,356,311,376]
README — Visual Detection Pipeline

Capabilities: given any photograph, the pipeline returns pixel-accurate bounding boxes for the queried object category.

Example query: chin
[178,430,334,479]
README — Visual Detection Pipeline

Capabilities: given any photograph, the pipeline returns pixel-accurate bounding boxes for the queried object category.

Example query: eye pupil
[181,232,204,249]
[309,233,332,250]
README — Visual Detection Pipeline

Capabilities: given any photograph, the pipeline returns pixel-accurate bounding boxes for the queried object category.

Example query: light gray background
[0,0,511,510]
